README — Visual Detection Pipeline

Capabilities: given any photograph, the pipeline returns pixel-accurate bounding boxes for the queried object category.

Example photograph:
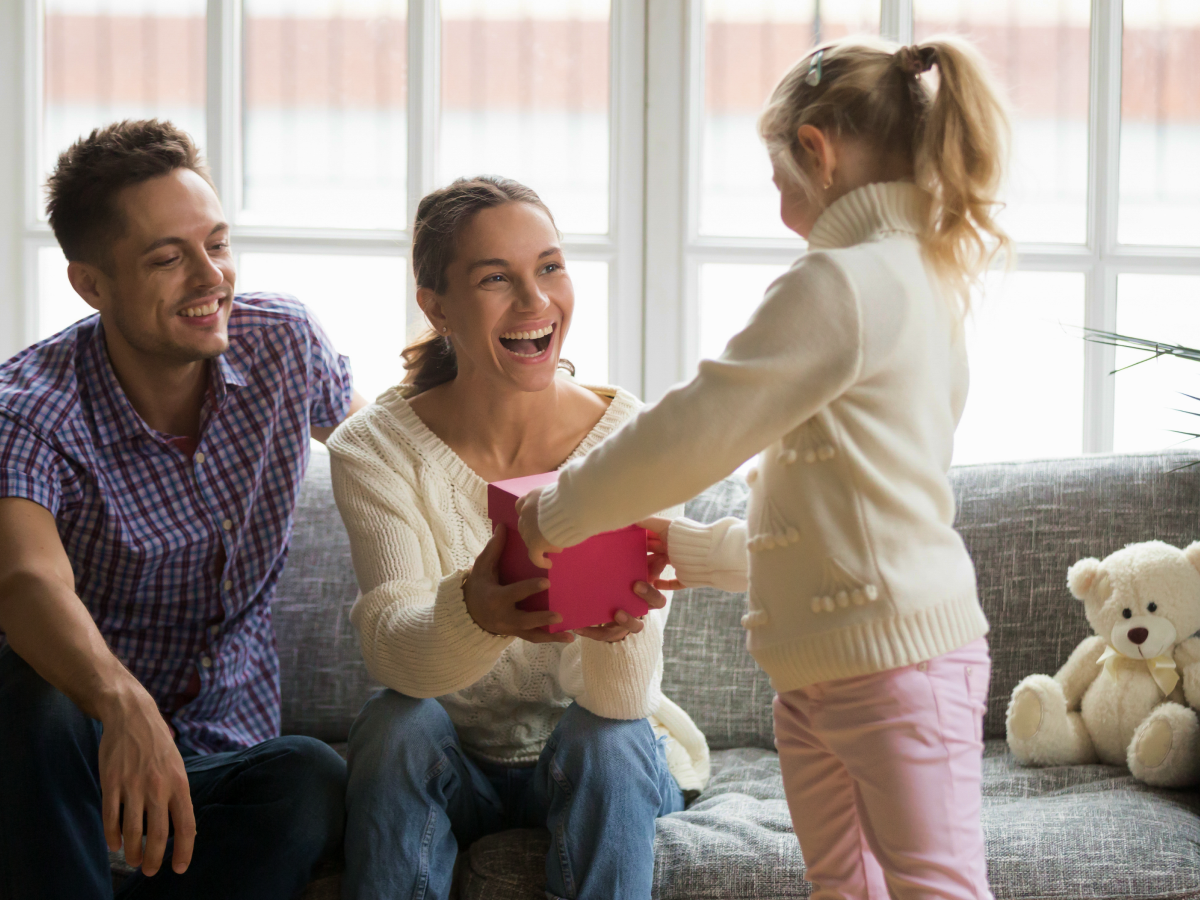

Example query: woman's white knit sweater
[537,182,989,692]
[326,384,709,790]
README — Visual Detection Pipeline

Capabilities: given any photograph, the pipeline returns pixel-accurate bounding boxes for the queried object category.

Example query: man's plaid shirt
[0,294,353,753]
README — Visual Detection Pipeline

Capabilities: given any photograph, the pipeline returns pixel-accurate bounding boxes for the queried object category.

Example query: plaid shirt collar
[84,318,256,447]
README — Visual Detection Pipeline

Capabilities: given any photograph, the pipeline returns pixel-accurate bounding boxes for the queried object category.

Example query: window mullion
[641,0,692,401]
[206,0,241,219]
[880,0,914,44]
[1082,0,1122,453]
[608,0,647,393]
[405,0,439,341]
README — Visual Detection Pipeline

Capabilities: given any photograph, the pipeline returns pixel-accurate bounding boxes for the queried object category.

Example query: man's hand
[0,498,196,877]
[98,687,196,876]
[464,525,574,643]
[514,486,562,569]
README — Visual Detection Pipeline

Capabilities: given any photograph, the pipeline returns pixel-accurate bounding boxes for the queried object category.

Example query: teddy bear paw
[1008,682,1044,740]
[1129,703,1200,788]
[1007,674,1095,766]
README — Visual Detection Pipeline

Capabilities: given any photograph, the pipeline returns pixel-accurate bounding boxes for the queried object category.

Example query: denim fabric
[0,646,346,900]
[342,690,685,900]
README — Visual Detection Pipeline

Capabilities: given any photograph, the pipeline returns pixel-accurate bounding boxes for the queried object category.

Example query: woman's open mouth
[498,324,555,360]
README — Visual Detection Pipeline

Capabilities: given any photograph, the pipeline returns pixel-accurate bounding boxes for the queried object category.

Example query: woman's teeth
[499,324,554,341]
[180,299,219,318]
[499,324,554,358]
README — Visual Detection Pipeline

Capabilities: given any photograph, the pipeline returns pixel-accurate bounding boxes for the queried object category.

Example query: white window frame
[643,0,1200,455]
[3,0,1200,455]
[4,0,647,390]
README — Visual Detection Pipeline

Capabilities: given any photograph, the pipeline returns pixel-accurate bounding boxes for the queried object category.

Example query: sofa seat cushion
[980,742,1200,899]
[460,742,1200,900]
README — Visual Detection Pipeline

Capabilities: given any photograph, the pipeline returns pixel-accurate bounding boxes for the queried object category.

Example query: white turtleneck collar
[806,181,930,251]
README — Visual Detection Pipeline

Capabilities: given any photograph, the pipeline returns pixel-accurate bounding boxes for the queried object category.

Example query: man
[0,119,367,898]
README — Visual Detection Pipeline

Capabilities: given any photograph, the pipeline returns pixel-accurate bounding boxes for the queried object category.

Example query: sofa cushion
[459,742,1200,900]
[662,476,777,751]
[951,450,1200,738]
[274,450,379,741]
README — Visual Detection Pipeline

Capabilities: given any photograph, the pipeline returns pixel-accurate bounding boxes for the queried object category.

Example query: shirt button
[966,666,974,675]
[209,625,220,636]
[222,518,233,531]
[194,451,205,464]
[200,656,213,668]
[223,580,233,591]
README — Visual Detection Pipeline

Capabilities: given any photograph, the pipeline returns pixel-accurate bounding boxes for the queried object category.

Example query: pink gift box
[487,471,650,633]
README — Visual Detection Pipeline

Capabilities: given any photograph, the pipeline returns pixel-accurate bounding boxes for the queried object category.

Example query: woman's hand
[515,486,562,568]
[574,577,670,643]
[640,516,685,592]
[464,525,574,644]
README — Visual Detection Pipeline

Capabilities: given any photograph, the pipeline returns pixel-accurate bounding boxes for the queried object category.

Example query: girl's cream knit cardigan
[537,182,989,692]
[326,384,709,790]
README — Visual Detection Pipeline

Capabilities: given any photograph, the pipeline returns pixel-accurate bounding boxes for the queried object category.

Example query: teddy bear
[1006,540,1200,788]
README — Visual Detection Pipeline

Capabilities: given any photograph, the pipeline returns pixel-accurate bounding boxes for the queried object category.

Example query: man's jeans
[0,645,346,900]
[343,690,685,900]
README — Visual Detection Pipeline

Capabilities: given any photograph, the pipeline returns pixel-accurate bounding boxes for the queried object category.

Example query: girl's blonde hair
[759,36,1011,312]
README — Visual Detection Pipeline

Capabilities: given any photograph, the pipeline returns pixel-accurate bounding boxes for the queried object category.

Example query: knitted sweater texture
[326,384,709,789]
[537,182,989,691]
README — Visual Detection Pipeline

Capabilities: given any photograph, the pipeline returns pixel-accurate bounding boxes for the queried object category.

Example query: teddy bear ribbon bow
[1097,645,1179,697]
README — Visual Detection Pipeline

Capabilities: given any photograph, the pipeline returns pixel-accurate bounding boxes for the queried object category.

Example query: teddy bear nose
[1127,627,1149,645]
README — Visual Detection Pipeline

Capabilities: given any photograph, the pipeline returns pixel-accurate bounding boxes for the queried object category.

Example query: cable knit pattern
[326,382,709,789]
[536,182,989,691]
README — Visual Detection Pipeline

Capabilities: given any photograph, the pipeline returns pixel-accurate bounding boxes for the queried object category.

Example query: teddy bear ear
[1184,542,1200,577]
[1067,558,1101,601]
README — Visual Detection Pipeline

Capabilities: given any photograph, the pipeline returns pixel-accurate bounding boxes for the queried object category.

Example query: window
[645,0,1200,464]
[16,0,642,401]
[6,0,1200,462]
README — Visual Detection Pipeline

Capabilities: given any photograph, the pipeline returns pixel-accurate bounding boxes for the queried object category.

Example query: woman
[327,176,709,900]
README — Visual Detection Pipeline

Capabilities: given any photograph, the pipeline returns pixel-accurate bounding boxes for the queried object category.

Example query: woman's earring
[823,175,833,191]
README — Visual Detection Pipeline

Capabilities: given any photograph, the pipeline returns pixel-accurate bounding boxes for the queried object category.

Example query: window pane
[38,246,94,340]
[562,261,609,387]
[700,0,879,239]
[1113,274,1200,452]
[439,0,610,235]
[236,253,408,402]
[698,262,789,362]
[235,254,608,399]
[43,0,206,204]
[242,0,407,229]
[953,272,1084,465]
[1118,3,1200,246]
[914,0,1091,244]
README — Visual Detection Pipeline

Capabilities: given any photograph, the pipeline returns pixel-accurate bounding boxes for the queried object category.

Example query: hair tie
[896,45,937,77]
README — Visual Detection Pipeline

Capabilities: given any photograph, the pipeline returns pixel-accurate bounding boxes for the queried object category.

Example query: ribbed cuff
[668,518,719,587]
[537,483,594,550]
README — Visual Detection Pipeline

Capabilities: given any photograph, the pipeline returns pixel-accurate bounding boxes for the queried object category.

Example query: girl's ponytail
[759,35,1012,313]
[912,38,1012,309]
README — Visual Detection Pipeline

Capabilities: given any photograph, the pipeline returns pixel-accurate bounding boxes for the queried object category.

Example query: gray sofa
[117,449,1200,898]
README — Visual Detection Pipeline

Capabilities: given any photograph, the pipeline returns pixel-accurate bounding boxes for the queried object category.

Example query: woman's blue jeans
[342,690,685,900]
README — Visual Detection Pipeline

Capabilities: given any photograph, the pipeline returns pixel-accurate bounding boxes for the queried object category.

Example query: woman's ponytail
[912,37,1012,309]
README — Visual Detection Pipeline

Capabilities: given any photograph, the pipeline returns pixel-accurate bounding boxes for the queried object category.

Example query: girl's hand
[639,517,685,592]
[463,525,574,644]
[515,486,562,568]
[574,578,670,643]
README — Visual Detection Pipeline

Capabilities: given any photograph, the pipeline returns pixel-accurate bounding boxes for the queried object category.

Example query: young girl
[517,38,1009,900]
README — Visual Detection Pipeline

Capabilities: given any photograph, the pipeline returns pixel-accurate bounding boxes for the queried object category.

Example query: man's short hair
[45,119,216,267]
